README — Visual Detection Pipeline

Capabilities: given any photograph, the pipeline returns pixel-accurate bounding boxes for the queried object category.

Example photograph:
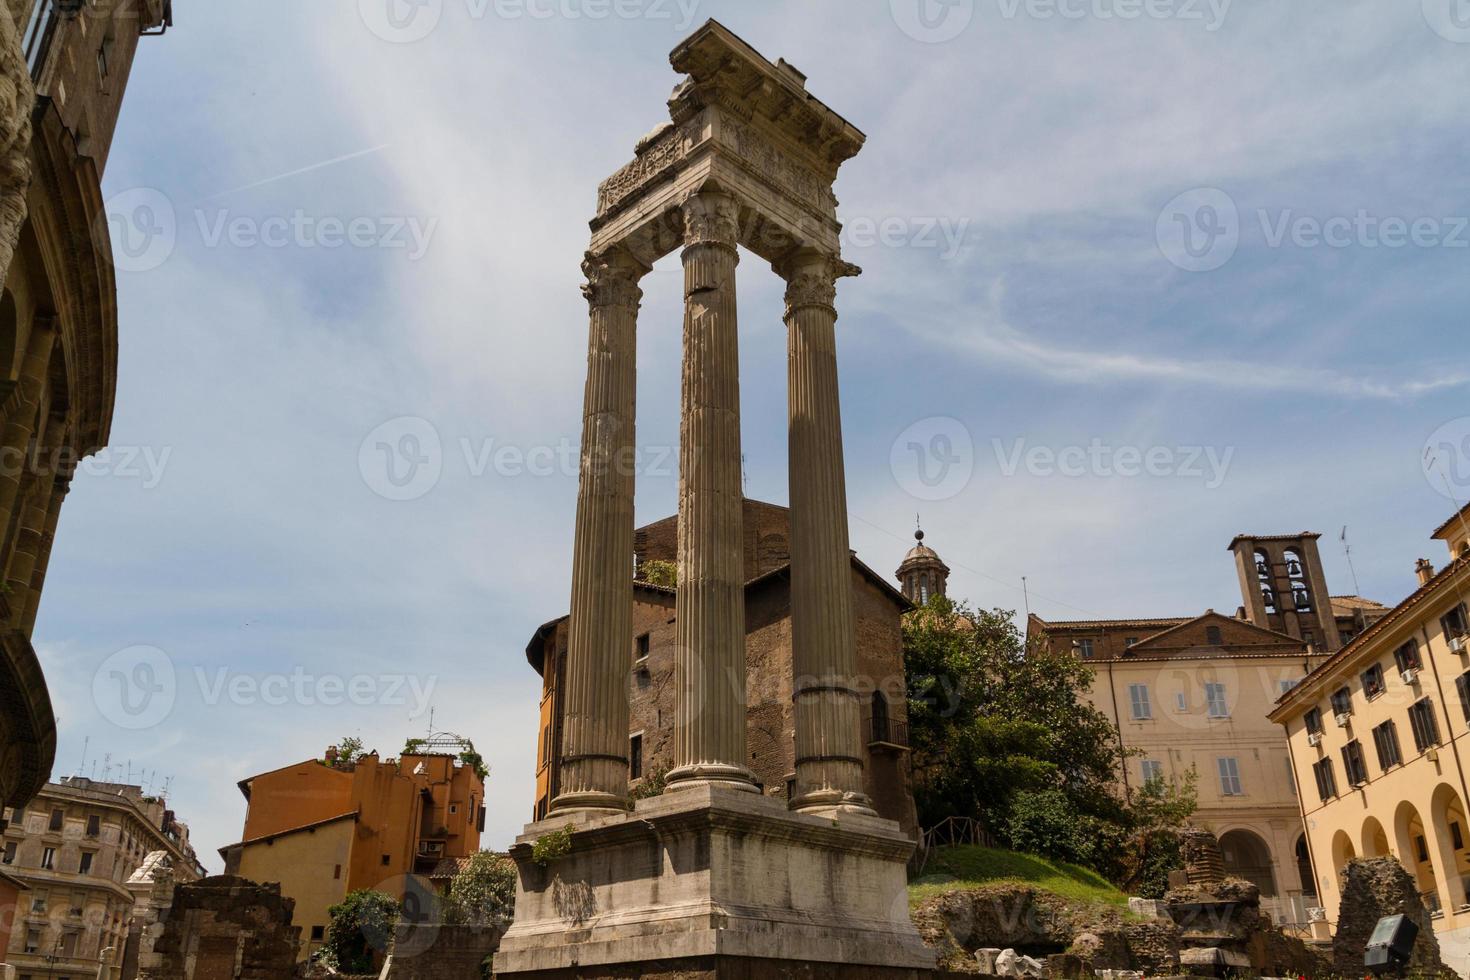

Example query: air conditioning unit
[1451,636,1467,654]
[1334,712,1352,728]
[1402,668,1420,686]
[1307,731,1323,748]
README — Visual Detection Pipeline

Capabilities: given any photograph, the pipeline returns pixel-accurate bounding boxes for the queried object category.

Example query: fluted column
[781,249,874,815]
[667,190,757,794]
[550,248,646,816]
[20,471,68,635]
[0,319,54,572]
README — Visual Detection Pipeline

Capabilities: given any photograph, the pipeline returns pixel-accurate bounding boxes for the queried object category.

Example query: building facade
[0,0,172,817]
[220,745,486,962]
[1029,532,1389,925]
[528,499,920,837]
[0,777,203,980]
[1271,505,1470,962]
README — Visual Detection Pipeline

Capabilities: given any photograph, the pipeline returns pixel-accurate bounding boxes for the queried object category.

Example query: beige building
[1271,505,1470,963]
[1030,532,1389,925]
[0,777,204,979]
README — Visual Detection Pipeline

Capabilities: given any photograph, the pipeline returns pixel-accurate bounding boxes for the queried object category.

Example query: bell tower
[1230,533,1342,651]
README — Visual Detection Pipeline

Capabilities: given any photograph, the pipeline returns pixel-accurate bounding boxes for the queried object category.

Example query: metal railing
[869,717,910,748]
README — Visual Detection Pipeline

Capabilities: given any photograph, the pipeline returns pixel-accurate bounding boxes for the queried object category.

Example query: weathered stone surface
[135,876,299,980]
[993,949,1018,977]
[973,948,1001,973]
[384,923,502,980]
[1333,856,1452,979]
[1043,952,1089,979]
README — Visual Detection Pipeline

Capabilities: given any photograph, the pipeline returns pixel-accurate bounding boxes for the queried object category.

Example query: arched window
[872,691,891,743]
[1285,548,1313,613]
[919,574,930,605]
[1254,550,1277,613]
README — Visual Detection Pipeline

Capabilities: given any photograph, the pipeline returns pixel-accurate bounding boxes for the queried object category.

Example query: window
[1444,604,1469,640]
[1362,664,1386,699]
[334,865,342,880]
[1206,625,1223,646]
[1303,630,1316,648]
[1395,640,1423,674]
[1176,692,1189,713]
[1454,822,1465,851]
[541,725,552,766]
[31,894,46,912]
[1305,707,1324,736]
[85,814,100,837]
[2,841,14,864]
[48,809,62,832]
[1458,673,1470,723]
[1206,682,1229,718]
[381,854,391,866]
[1129,684,1152,720]
[1372,720,1403,770]
[629,734,644,780]
[1410,698,1442,751]
[1313,758,1338,801]
[1218,757,1243,796]
[1417,835,1430,863]
[1341,740,1369,787]
[1330,687,1353,718]
[78,852,93,875]
[1141,760,1163,784]
[1077,639,1094,659]
[25,929,40,954]
[311,925,325,941]
[635,633,650,661]
[1125,637,1139,648]
[41,847,55,869]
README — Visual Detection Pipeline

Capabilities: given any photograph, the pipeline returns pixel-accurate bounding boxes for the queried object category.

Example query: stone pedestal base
[493,786,935,977]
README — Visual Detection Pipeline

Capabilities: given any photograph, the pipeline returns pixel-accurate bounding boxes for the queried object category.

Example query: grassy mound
[909,845,1129,908]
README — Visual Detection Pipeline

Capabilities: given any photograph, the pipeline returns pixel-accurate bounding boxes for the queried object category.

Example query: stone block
[1126,898,1160,920]
[995,948,1019,976]
[974,947,1003,973]
[493,786,934,977]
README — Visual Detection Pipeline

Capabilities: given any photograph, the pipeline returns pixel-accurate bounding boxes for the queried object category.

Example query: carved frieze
[596,124,690,219]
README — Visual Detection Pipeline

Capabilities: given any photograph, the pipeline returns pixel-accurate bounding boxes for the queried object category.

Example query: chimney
[1417,559,1436,587]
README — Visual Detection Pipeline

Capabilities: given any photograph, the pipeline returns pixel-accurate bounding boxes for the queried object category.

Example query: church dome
[896,528,949,605]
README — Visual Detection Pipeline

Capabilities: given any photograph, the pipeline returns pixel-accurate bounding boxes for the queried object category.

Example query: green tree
[638,559,678,588]
[904,598,1124,834]
[322,889,398,973]
[444,852,518,928]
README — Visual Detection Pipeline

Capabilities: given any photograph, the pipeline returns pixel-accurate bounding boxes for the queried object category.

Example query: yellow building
[1030,532,1389,925]
[1271,505,1470,963]
[220,740,486,962]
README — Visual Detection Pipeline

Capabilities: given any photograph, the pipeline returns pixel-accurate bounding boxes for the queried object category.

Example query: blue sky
[36,0,1470,866]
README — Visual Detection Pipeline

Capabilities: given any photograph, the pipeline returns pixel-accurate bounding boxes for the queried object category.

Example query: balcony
[868,718,910,752]
[416,840,446,860]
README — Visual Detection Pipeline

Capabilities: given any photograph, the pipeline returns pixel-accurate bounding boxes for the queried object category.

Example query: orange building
[220,741,486,961]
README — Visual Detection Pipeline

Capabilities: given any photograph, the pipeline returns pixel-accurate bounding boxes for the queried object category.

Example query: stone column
[781,249,873,815]
[550,248,645,816]
[0,1,34,295]
[0,319,54,570]
[19,470,67,634]
[667,190,757,794]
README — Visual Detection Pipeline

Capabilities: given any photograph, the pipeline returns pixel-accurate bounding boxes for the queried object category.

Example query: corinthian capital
[581,248,646,312]
[778,250,861,320]
[680,191,740,250]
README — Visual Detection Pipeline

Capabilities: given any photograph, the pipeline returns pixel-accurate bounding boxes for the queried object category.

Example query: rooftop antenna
[77,736,89,777]
[1341,526,1362,596]
[1022,576,1031,618]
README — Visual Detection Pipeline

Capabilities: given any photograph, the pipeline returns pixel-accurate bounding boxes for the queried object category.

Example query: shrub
[323,889,398,973]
